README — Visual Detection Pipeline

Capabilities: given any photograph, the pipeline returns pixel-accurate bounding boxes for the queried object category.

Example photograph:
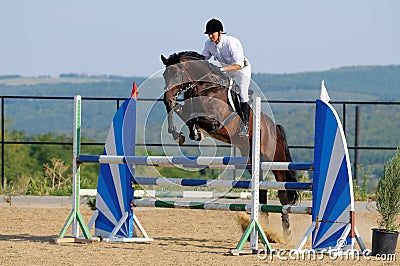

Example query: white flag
[320,80,331,103]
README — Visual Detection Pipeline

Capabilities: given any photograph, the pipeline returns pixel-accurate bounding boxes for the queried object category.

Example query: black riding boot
[238,102,250,137]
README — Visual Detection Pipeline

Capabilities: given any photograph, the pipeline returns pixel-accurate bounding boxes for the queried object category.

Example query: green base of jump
[230,219,272,255]
[57,209,92,239]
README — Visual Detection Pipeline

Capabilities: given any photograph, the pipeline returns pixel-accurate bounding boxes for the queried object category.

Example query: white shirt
[201,34,251,102]
[201,35,246,67]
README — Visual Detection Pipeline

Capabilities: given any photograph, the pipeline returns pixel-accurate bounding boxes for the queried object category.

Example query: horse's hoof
[283,230,293,242]
[198,132,205,141]
[177,134,185,146]
[191,133,204,142]
[189,133,197,141]
[189,131,204,142]
[174,105,183,114]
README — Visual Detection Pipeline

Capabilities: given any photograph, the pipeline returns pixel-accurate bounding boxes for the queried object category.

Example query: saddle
[227,78,241,113]
[222,80,247,129]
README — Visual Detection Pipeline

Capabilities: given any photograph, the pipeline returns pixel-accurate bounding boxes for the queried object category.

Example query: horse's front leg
[164,94,185,145]
[167,108,185,145]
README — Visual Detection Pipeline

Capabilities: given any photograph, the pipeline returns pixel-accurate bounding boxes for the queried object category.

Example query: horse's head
[161,63,189,93]
[161,51,204,92]
[161,51,226,92]
[161,52,207,145]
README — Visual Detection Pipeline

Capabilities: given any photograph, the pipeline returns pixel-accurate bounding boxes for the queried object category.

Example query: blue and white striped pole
[78,155,313,171]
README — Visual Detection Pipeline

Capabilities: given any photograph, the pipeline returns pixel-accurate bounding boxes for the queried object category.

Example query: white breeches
[225,64,251,102]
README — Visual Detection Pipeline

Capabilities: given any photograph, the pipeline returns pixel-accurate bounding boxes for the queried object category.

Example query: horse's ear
[161,55,168,65]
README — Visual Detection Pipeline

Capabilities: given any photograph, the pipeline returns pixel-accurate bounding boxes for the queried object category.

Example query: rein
[164,62,232,98]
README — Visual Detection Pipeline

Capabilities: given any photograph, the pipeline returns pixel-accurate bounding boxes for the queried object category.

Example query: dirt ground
[0,202,398,265]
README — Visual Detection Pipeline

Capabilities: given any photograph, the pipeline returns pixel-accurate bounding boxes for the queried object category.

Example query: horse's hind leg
[280,209,292,241]
[275,171,293,241]
[259,186,270,226]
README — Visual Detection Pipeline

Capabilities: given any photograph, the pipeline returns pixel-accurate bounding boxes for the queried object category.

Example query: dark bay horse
[161,51,298,239]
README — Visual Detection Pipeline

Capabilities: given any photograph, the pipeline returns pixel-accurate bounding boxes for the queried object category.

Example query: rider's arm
[220,37,245,72]
[220,64,242,72]
[201,39,212,60]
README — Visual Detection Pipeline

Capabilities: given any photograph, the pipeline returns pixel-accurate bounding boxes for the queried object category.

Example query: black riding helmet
[204,19,224,34]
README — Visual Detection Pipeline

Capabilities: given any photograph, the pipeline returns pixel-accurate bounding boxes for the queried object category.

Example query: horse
[161,51,298,239]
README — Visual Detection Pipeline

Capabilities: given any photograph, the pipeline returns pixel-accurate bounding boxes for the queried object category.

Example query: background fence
[1,95,399,188]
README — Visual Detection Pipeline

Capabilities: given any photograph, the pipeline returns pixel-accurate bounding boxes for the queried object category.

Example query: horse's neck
[186,61,230,88]
[207,64,230,86]
[199,71,230,89]
[194,81,227,96]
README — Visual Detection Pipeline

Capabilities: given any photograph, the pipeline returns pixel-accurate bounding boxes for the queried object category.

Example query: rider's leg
[238,102,250,136]
[235,71,251,137]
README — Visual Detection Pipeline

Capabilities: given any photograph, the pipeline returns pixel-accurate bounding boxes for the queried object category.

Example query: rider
[201,18,252,137]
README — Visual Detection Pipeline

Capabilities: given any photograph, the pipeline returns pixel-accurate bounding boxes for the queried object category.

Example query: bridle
[163,58,238,130]
[163,61,232,99]
[163,63,197,101]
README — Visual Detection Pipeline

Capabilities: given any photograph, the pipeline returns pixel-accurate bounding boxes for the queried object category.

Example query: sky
[1,0,399,77]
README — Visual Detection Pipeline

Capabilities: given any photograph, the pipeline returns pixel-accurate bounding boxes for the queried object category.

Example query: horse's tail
[277,124,299,205]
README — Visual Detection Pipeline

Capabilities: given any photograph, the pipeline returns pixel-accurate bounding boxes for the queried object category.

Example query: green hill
[252,65,400,100]
[2,65,400,99]
[1,66,399,180]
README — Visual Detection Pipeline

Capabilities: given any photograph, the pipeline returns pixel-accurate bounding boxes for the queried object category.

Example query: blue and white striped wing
[312,99,355,250]
[94,98,136,238]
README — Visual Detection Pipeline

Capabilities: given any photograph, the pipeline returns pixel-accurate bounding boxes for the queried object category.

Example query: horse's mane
[175,51,228,79]
[165,51,232,88]
[166,51,206,65]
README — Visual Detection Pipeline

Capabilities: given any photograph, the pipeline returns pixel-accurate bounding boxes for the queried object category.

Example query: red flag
[131,81,139,98]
